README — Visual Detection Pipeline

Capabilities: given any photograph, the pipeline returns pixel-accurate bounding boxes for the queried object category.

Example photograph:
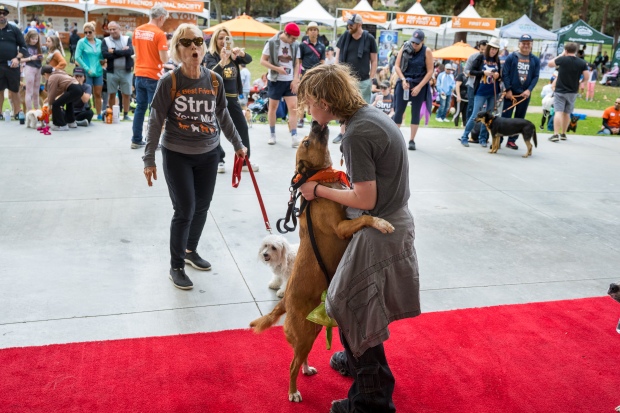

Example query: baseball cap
[73,67,85,76]
[411,29,425,44]
[519,34,533,42]
[0,5,9,15]
[284,22,300,37]
[347,14,363,25]
[306,22,319,31]
[444,63,454,71]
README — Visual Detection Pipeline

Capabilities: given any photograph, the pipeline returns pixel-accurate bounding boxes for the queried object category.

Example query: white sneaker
[291,134,301,148]
[268,134,276,145]
[51,124,69,131]
[67,122,78,128]
[242,162,259,172]
[217,162,225,174]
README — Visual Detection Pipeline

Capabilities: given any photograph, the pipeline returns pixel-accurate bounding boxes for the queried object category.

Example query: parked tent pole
[85,2,88,22]
[17,2,20,27]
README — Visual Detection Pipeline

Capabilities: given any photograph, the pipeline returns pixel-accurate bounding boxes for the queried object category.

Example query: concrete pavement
[1,119,619,349]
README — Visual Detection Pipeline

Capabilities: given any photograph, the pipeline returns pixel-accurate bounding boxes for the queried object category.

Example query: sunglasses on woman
[178,37,204,47]
[84,31,93,34]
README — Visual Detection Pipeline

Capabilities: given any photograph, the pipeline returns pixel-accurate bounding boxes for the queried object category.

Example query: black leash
[305,201,331,287]
[276,170,318,234]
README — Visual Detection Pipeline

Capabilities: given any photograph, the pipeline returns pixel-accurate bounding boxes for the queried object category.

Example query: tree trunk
[552,0,563,30]
[598,3,609,53]
[213,0,222,23]
[580,0,589,21]
[367,0,373,7]
[245,0,251,16]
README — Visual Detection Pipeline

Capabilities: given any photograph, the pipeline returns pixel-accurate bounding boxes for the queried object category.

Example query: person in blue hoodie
[435,63,455,122]
[500,34,540,150]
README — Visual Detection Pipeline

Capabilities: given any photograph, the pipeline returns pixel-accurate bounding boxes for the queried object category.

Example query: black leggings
[52,84,82,126]
[161,146,218,269]
[392,81,428,125]
[218,96,250,164]
[454,99,468,127]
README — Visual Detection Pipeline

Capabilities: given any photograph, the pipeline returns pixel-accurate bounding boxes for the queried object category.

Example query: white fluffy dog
[258,234,298,298]
[26,109,42,129]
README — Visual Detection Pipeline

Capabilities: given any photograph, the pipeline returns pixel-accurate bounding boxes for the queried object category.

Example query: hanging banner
[342,9,387,24]
[539,41,558,80]
[395,13,441,27]
[94,0,204,13]
[451,17,496,31]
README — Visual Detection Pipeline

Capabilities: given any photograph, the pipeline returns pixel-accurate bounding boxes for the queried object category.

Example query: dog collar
[293,167,350,188]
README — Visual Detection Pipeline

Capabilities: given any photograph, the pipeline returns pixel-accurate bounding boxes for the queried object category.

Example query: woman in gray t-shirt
[297,64,420,413]
[142,24,246,290]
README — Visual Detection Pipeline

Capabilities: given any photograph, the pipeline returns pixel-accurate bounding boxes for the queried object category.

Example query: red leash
[232,155,272,233]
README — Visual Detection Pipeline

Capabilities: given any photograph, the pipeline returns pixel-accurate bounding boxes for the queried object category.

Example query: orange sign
[395,13,441,27]
[342,9,387,24]
[94,0,204,13]
[37,5,84,17]
[451,17,497,30]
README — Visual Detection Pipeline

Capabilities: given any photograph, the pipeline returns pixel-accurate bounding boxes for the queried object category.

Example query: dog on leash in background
[258,234,298,298]
[475,111,538,158]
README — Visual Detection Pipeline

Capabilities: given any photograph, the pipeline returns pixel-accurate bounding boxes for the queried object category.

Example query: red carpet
[1,297,618,413]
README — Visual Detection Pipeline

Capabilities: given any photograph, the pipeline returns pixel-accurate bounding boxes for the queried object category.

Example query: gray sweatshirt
[142,67,243,167]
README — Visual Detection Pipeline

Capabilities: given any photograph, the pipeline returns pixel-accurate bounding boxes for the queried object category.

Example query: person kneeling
[41,65,84,131]
[72,67,94,126]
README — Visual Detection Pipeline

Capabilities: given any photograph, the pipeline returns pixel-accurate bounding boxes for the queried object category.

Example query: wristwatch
[401,77,406,81]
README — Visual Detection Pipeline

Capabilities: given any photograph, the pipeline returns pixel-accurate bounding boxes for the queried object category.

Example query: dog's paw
[372,217,395,234]
[289,391,302,403]
[302,365,317,376]
[276,288,285,298]
[268,280,281,290]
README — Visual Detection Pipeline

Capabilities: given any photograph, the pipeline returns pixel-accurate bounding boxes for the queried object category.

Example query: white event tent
[280,0,337,27]
[440,4,500,37]
[337,0,389,29]
[388,0,444,35]
[499,14,557,40]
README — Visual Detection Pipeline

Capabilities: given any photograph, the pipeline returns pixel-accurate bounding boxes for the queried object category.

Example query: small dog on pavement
[26,109,42,128]
[258,234,298,298]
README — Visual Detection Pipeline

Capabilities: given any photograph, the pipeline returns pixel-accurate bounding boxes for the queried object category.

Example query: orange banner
[451,17,496,30]
[395,13,441,27]
[342,9,387,24]
[94,0,204,13]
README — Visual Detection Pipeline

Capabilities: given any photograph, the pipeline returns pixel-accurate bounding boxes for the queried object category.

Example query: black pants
[501,95,531,143]
[218,96,250,164]
[340,330,396,413]
[454,99,468,127]
[69,45,76,64]
[465,85,475,121]
[75,108,94,123]
[161,146,218,269]
[540,109,550,129]
[52,84,82,126]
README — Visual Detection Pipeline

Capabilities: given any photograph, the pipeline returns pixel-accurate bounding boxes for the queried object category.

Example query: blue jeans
[461,94,495,145]
[436,94,450,119]
[132,76,158,144]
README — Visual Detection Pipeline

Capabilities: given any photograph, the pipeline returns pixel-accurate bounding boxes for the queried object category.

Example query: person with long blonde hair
[75,21,103,119]
[23,30,43,111]
[142,24,246,290]
[203,27,255,173]
[296,63,420,413]
[45,35,67,70]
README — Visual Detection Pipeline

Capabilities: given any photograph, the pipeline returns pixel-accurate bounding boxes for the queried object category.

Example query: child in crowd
[540,79,555,130]
[585,63,597,102]
[45,35,67,70]
[23,30,43,112]
[435,63,455,122]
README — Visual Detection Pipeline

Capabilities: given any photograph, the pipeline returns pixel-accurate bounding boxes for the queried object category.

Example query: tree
[552,0,562,30]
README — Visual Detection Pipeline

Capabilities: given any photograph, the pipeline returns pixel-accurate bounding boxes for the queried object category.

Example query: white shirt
[262,41,294,82]
[240,67,251,92]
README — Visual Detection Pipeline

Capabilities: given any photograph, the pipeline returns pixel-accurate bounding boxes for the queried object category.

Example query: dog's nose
[263,253,269,258]
[609,283,619,294]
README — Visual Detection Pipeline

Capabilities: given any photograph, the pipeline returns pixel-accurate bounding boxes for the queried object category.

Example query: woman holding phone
[204,27,256,173]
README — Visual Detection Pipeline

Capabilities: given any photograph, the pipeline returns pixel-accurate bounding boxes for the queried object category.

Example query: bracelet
[313,182,321,199]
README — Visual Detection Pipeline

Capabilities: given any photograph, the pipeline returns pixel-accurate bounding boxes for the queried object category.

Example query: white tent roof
[280,0,336,27]
[441,4,500,37]
[388,1,444,35]
[337,0,389,28]
[499,14,557,40]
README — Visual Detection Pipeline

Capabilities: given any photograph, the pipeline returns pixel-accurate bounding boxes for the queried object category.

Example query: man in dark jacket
[500,34,540,149]
[101,21,134,120]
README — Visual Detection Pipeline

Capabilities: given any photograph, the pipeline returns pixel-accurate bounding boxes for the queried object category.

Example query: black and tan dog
[566,115,579,133]
[250,121,394,403]
[475,111,538,158]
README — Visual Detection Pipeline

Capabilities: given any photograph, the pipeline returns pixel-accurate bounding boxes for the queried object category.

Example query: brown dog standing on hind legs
[249,121,394,403]
[476,110,538,157]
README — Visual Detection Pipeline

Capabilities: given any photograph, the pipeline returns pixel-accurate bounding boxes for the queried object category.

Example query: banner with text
[395,13,441,27]
[94,0,204,13]
[451,17,496,31]
[342,9,387,24]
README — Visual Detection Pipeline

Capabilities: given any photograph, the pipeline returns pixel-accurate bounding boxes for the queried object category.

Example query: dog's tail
[533,129,538,148]
[249,299,286,333]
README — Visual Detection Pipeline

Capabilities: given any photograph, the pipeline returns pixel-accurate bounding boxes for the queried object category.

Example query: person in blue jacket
[500,34,540,150]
